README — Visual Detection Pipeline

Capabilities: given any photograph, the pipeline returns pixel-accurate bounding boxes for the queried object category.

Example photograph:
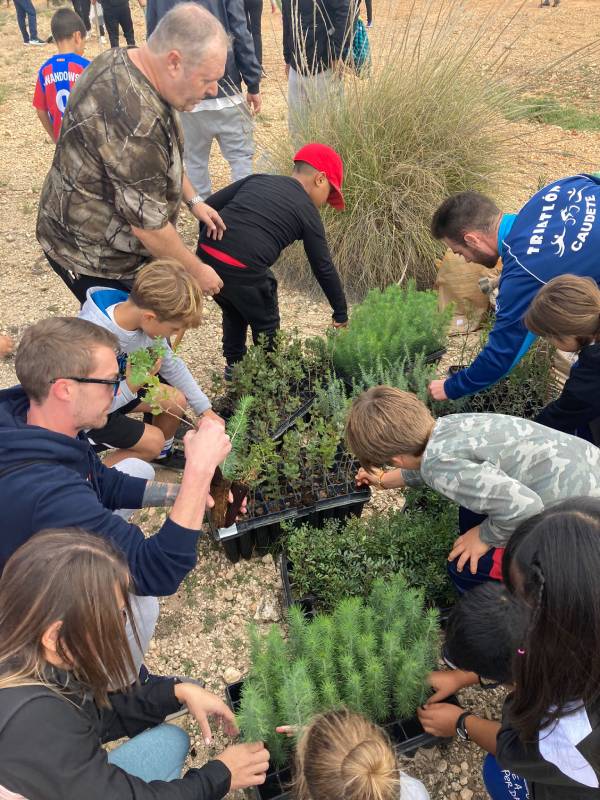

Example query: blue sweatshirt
[0,386,200,596]
[445,174,600,399]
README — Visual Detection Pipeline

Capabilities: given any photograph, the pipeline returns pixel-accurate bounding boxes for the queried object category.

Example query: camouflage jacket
[36,48,184,280]
[402,413,600,546]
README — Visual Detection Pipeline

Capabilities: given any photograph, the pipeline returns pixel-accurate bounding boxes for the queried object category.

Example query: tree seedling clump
[236,572,440,767]
[330,282,452,383]
[285,488,458,609]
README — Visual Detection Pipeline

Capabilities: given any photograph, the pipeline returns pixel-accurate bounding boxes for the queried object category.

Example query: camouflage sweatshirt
[401,413,600,547]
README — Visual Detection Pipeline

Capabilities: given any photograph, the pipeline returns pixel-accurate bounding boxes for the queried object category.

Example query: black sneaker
[153,446,186,471]
[223,364,235,382]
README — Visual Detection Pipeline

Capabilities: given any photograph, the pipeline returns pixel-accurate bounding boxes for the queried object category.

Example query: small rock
[261,554,273,564]
[460,762,469,774]
[5,234,15,243]
[223,589,235,602]
[254,596,279,622]
[460,789,473,800]
[460,776,468,785]
[437,759,448,773]
[223,667,242,684]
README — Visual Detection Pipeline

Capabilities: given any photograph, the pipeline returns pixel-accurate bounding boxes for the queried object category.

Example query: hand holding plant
[417,702,464,738]
[216,742,270,791]
[448,525,491,574]
[428,379,448,401]
[183,417,231,478]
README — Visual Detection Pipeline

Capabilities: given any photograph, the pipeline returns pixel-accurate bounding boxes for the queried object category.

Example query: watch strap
[456,711,472,741]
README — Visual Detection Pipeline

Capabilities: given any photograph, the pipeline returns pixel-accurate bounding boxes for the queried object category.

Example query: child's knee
[136,424,165,461]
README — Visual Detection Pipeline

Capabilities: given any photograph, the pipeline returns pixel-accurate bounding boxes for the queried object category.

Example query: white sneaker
[27,38,46,45]
[100,35,107,44]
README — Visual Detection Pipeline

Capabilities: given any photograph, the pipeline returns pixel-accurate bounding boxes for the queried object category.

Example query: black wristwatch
[456,711,473,741]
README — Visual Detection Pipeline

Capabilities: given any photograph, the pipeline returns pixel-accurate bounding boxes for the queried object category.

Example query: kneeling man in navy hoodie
[0,316,232,672]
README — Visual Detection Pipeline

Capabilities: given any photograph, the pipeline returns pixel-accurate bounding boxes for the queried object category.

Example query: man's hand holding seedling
[448,524,491,574]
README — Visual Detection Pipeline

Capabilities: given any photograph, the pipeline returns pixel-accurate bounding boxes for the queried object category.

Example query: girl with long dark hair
[0,528,269,800]
[419,498,600,799]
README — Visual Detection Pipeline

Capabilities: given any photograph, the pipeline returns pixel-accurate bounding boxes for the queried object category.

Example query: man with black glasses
[0,316,234,672]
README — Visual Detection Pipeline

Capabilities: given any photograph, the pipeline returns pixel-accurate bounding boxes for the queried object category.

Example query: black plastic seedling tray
[216,485,370,563]
[225,680,457,800]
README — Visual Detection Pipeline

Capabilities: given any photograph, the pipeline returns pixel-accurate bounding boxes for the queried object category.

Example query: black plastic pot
[216,487,370,563]
[225,680,457,800]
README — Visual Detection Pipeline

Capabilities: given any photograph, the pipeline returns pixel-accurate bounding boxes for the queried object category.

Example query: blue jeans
[107,724,190,781]
[483,754,529,799]
[13,0,38,41]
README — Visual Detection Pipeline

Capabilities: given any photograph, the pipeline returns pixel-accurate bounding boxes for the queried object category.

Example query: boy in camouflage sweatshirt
[346,386,600,585]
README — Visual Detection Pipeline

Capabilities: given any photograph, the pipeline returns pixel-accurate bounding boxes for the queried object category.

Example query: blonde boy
[346,386,600,585]
[78,258,221,466]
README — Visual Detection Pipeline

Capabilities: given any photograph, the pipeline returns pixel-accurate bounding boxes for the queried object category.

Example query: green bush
[285,487,458,609]
[465,339,559,419]
[330,282,452,383]
[236,573,440,765]
[259,1,522,294]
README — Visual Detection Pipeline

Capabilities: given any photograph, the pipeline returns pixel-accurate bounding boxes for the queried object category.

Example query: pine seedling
[356,631,378,667]
[304,616,336,686]
[278,660,317,733]
[319,674,344,711]
[333,597,363,660]
[236,683,272,744]
[264,625,289,690]
[381,629,404,686]
[222,395,254,481]
[340,654,367,715]
[363,655,389,723]
[287,606,308,661]
[393,639,431,720]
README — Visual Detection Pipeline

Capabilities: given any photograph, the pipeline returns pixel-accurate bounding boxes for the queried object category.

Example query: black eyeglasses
[50,375,123,397]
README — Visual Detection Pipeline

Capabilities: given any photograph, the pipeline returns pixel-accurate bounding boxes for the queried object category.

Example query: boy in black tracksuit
[197,143,348,369]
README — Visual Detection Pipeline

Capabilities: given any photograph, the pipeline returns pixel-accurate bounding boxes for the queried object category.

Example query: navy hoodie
[445,174,600,399]
[0,386,199,596]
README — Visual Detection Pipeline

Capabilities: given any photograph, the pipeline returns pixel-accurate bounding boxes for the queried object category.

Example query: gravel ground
[0,0,599,797]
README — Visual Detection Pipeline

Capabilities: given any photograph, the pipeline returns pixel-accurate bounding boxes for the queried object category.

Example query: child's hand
[355,467,381,487]
[275,725,298,737]
[426,670,479,703]
[0,334,14,358]
[417,702,464,738]
[448,525,491,574]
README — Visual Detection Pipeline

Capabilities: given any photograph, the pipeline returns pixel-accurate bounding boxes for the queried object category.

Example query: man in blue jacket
[147,0,262,199]
[0,317,232,667]
[428,174,600,401]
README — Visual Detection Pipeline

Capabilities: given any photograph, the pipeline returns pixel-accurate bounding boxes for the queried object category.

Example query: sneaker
[366,20,373,27]
[153,445,186,471]
[223,364,235,382]
[28,38,46,45]
[100,35,107,44]
[539,0,550,5]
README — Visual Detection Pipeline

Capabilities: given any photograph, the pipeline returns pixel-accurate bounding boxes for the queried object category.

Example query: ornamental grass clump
[285,487,458,609]
[260,0,526,293]
[236,573,440,766]
[331,282,452,383]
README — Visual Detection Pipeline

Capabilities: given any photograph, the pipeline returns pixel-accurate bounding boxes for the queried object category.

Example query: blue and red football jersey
[33,52,90,142]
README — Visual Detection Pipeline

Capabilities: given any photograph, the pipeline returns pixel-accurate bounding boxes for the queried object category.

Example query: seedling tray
[225,680,457,800]
[215,486,370,563]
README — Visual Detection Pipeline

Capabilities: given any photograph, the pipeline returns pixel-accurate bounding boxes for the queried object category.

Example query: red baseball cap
[293,143,345,211]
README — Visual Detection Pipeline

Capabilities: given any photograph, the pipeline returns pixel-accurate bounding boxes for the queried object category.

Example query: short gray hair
[148,3,229,67]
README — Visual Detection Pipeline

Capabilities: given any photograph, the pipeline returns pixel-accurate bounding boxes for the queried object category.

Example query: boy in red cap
[197,142,348,374]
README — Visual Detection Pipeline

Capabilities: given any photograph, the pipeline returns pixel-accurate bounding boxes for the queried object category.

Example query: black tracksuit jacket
[282,0,352,75]
[0,673,231,800]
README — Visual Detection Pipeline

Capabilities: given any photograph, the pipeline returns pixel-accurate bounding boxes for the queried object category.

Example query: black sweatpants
[103,2,135,46]
[45,253,133,305]
[212,271,280,365]
[244,0,263,65]
[72,0,91,30]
